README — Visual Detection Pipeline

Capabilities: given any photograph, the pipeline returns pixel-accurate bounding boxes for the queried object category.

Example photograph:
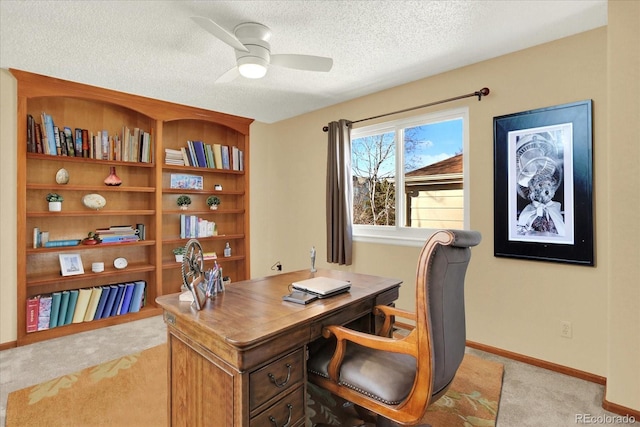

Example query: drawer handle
[269,403,293,427]
[268,363,292,388]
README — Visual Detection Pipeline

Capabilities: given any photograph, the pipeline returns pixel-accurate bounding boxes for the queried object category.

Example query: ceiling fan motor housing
[233,22,272,76]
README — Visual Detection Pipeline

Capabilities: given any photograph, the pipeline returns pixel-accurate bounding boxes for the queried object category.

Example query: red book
[81,129,89,158]
[26,296,40,333]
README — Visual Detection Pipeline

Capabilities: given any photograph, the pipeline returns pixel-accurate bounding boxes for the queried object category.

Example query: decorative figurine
[310,246,317,272]
[55,168,69,184]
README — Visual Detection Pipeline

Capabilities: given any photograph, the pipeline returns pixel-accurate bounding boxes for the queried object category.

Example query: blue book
[42,113,57,156]
[109,284,126,317]
[74,128,83,157]
[221,145,230,169]
[56,291,70,327]
[129,281,146,313]
[118,283,135,315]
[101,285,119,319]
[93,286,111,320]
[48,292,62,328]
[44,239,81,247]
[63,290,79,325]
[184,215,191,238]
[193,140,207,168]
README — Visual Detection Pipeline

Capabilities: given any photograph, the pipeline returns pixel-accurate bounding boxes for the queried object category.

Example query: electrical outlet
[560,320,572,338]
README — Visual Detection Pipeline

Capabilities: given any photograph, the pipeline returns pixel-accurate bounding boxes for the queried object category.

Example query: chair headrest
[445,229,482,248]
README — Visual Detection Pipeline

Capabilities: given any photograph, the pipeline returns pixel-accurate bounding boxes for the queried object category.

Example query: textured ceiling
[0,1,607,123]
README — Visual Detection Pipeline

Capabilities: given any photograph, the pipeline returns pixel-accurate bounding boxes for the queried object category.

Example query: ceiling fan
[192,16,333,82]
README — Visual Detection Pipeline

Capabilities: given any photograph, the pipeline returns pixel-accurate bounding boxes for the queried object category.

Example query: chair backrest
[414,229,481,403]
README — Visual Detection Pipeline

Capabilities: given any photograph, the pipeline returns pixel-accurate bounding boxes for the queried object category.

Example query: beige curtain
[326,120,353,265]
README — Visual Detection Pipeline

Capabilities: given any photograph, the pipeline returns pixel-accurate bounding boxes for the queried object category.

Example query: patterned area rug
[6,345,503,426]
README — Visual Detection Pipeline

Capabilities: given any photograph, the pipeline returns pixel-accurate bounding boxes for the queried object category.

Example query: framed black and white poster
[493,100,594,266]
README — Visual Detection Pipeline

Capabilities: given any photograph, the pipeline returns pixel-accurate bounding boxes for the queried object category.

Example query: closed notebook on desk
[292,277,351,298]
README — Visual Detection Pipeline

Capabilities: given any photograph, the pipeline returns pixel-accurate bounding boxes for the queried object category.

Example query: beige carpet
[6,345,503,426]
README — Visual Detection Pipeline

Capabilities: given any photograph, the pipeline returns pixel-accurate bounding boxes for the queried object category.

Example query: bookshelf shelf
[26,240,156,254]
[27,210,156,217]
[26,153,155,168]
[162,234,245,244]
[162,188,244,195]
[162,255,246,270]
[163,209,244,215]
[27,183,155,193]
[13,68,252,346]
[27,263,156,287]
[162,164,244,175]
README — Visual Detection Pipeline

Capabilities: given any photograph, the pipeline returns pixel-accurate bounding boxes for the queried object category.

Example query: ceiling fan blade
[191,16,249,53]
[215,67,240,84]
[270,54,333,72]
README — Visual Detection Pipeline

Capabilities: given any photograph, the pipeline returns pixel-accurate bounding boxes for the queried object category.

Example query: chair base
[354,405,431,427]
[377,417,430,427]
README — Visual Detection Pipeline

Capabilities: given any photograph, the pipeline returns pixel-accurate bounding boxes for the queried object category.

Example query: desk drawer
[250,348,304,410]
[250,384,304,427]
[310,299,372,340]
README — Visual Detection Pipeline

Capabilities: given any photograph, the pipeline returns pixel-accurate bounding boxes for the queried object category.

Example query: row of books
[180,215,217,239]
[27,113,153,163]
[165,141,244,171]
[26,280,147,333]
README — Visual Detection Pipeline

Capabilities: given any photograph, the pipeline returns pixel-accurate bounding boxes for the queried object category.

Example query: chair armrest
[322,324,418,381]
[373,305,417,337]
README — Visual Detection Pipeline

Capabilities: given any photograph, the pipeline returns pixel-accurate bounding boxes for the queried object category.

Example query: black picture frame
[493,100,594,266]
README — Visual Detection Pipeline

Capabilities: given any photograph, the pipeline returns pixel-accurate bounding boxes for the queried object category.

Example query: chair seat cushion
[308,340,417,405]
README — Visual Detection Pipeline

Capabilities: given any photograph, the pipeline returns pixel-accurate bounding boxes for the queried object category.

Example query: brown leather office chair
[307,229,481,426]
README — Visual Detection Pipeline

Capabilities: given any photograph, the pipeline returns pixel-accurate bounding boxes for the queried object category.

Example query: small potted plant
[206,195,221,210]
[46,193,63,212]
[173,246,186,262]
[176,195,191,210]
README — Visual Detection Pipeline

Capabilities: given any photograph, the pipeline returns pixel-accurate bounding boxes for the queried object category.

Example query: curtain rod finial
[477,87,490,100]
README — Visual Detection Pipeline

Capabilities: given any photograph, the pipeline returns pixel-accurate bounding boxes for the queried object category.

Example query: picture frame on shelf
[170,173,203,190]
[493,100,594,266]
[59,253,85,276]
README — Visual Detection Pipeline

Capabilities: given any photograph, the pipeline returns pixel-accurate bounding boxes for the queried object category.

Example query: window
[350,107,469,246]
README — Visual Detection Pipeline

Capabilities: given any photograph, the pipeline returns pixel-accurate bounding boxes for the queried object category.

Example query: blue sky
[352,117,463,178]
[405,118,463,173]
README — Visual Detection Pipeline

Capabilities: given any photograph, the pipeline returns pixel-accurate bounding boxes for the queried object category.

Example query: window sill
[353,228,436,247]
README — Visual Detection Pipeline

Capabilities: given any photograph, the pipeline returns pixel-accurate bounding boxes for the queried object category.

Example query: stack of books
[95,225,140,244]
[165,148,185,166]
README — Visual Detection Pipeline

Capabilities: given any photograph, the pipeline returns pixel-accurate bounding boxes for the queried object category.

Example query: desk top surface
[156,269,401,349]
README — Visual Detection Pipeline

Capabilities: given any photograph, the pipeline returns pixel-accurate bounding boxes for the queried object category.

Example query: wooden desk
[156,269,401,427]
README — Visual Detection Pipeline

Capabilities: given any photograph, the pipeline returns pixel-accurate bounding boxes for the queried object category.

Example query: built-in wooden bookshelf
[12,69,253,345]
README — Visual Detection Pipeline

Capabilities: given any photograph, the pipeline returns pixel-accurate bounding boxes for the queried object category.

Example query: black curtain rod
[322,87,490,132]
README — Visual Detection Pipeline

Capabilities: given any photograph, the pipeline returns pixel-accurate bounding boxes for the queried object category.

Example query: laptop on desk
[292,276,351,298]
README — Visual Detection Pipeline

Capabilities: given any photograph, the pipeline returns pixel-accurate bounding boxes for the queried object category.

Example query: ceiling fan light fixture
[236,46,269,79]
[238,61,268,79]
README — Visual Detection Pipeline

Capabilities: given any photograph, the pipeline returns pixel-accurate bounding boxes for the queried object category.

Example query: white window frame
[351,107,470,247]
